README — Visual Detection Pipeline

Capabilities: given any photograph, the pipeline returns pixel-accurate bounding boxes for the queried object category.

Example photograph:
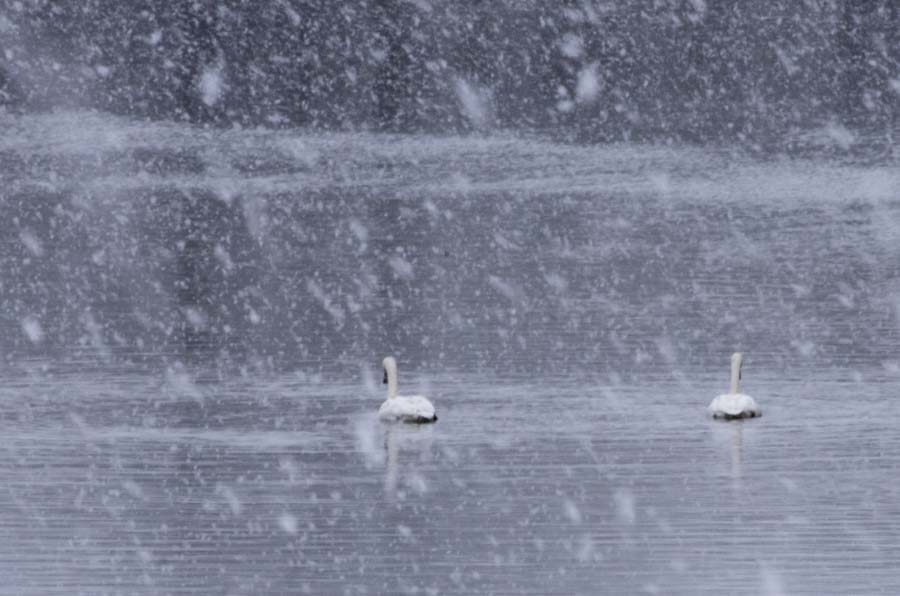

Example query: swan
[708,352,761,420]
[377,356,437,423]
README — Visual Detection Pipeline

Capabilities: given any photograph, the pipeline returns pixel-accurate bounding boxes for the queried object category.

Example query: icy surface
[0,112,899,593]
[2,112,898,374]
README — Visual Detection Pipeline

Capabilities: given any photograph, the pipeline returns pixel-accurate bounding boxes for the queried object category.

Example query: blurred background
[1,0,899,376]
[1,1,897,144]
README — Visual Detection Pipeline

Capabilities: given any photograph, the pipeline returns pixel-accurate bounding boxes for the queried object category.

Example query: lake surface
[1,112,899,594]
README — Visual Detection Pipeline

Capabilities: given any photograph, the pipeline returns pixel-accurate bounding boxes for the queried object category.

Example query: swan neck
[386,365,398,400]
[730,358,740,394]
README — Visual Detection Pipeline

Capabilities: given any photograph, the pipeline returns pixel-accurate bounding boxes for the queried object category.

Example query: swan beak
[382,369,388,384]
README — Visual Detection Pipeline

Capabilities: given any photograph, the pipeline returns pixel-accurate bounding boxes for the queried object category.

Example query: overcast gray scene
[1,2,899,594]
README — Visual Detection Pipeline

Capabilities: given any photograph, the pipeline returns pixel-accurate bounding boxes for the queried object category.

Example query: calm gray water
[1,112,900,594]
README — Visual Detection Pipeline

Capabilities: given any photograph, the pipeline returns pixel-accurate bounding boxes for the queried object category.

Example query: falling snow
[0,2,899,594]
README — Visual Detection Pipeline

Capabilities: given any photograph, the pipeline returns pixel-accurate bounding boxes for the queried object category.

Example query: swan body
[708,393,760,419]
[708,353,761,420]
[378,356,437,424]
[378,394,436,423]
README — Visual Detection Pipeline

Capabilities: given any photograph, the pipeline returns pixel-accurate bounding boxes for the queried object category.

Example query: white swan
[708,352,761,419]
[377,356,437,423]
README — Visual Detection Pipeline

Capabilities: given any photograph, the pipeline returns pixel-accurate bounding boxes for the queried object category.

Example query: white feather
[708,393,761,419]
[378,394,436,423]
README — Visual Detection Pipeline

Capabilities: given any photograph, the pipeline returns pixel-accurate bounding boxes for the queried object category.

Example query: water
[1,112,900,594]
[2,370,899,594]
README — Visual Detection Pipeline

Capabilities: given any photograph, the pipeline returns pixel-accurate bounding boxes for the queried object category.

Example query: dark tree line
[1,0,897,143]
